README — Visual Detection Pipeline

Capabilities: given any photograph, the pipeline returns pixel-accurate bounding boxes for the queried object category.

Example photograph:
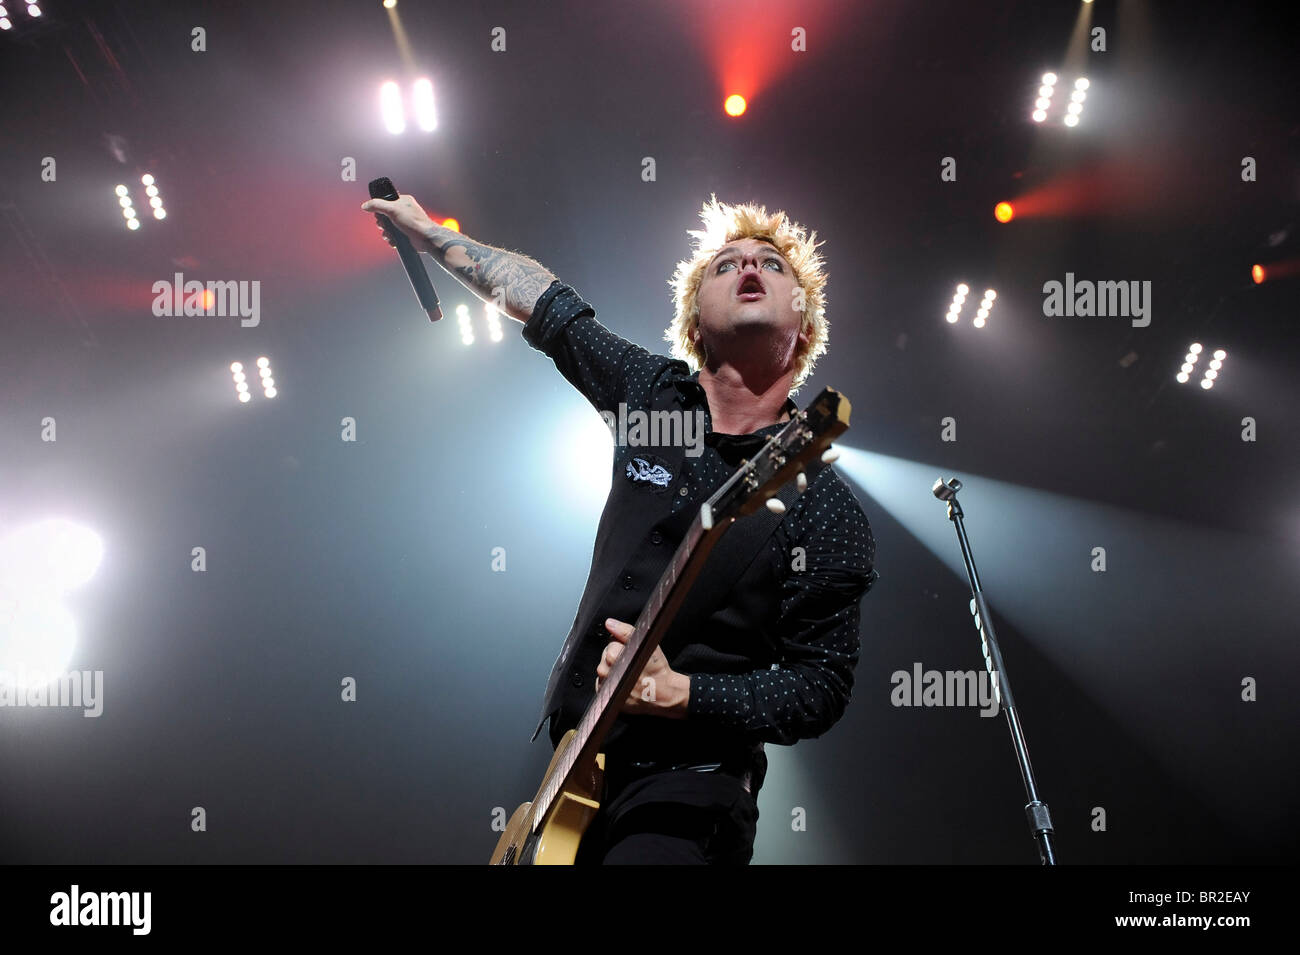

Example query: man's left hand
[594,618,690,718]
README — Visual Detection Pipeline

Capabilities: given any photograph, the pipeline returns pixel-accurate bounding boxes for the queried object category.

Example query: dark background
[0,0,1296,863]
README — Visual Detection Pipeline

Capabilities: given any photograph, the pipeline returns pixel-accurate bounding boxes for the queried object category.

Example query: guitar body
[490,730,606,865]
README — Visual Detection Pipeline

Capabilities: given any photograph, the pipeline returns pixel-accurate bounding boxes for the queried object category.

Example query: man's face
[692,236,807,367]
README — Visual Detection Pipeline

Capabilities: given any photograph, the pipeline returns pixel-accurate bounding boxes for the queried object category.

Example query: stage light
[994,202,1014,223]
[126,219,140,230]
[1031,110,1047,122]
[0,18,10,32]
[1251,264,1265,284]
[973,317,986,328]
[230,361,244,373]
[442,218,460,232]
[257,356,269,368]
[145,185,158,197]
[383,0,397,7]
[233,371,246,383]
[264,387,277,399]
[413,77,437,131]
[262,377,274,388]
[945,284,967,323]
[141,173,154,186]
[258,366,271,378]
[153,208,166,220]
[1,520,104,595]
[26,2,39,15]
[1042,72,1057,86]
[456,303,474,345]
[956,283,969,295]
[238,391,251,403]
[114,184,128,197]
[380,81,405,134]
[236,381,249,393]
[123,208,135,219]
[1064,114,1079,127]
[485,304,503,343]
[724,94,747,117]
[1177,344,1225,388]
[1075,77,1090,91]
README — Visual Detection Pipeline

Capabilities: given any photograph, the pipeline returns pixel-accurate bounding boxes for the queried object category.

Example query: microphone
[367,177,442,322]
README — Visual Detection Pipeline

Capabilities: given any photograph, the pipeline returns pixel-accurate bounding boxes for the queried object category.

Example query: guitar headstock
[703,387,851,526]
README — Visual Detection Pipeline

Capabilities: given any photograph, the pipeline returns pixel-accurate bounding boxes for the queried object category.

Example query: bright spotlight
[1213,349,1226,361]
[1063,114,1079,127]
[0,519,105,594]
[0,598,77,689]
[413,77,437,131]
[380,81,405,134]
[1251,264,1265,284]
[724,94,747,117]
[995,202,1014,223]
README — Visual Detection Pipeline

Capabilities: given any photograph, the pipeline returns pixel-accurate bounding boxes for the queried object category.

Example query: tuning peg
[796,471,807,492]
[765,497,787,514]
[821,446,840,465]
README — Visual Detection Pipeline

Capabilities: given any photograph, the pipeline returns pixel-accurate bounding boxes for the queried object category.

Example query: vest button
[621,573,634,590]
[650,531,664,545]
[678,486,689,497]
[571,671,585,688]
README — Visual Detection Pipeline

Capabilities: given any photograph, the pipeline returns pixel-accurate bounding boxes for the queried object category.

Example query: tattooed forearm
[422,223,556,323]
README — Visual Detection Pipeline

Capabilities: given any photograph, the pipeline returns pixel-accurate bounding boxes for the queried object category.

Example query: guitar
[489,387,852,865]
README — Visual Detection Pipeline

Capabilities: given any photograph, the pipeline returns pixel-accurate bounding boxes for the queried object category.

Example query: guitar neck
[530,503,733,828]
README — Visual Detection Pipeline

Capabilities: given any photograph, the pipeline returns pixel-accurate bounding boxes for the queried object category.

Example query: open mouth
[736,274,766,299]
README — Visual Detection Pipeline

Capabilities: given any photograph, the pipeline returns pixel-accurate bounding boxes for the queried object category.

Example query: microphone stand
[932,477,1058,865]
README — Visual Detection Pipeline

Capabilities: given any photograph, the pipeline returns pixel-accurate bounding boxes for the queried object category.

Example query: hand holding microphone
[362,177,443,322]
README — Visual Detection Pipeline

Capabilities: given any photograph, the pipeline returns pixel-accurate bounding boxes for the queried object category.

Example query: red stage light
[442,218,460,233]
[724,94,747,117]
[994,202,1014,223]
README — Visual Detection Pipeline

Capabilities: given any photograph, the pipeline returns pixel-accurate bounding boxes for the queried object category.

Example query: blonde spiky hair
[665,193,828,392]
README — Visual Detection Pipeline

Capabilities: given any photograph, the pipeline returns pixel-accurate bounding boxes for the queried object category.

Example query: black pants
[574,766,760,865]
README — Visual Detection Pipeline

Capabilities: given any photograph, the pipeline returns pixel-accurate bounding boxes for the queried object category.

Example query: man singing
[362,192,877,864]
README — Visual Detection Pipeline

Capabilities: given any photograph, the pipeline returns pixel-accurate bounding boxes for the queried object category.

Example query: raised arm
[361,193,555,323]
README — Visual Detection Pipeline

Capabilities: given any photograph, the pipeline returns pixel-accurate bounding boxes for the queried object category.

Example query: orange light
[994,202,1015,223]
[442,218,460,233]
[724,94,747,117]
[202,289,215,310]
[1251,264,1265,284]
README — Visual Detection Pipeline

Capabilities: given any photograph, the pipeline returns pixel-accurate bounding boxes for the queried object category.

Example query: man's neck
[697,363,795,435]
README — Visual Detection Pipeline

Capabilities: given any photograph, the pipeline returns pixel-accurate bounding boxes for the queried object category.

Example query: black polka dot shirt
[523,279,877,755]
